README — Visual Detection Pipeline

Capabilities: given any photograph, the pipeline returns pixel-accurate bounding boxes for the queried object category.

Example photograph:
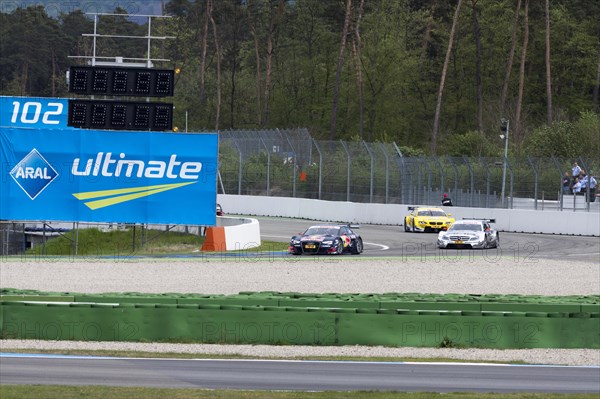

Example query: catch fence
[218,129,599,211]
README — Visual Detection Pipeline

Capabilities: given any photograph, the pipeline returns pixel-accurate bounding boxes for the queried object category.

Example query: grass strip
[24,227,288,256]
[1,385,597,399]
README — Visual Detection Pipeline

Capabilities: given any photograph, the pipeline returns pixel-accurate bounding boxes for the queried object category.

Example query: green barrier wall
[2,289,598,314]
[1,301,598,349]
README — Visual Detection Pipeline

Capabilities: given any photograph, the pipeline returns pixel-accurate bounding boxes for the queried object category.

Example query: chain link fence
[218,129,599,211]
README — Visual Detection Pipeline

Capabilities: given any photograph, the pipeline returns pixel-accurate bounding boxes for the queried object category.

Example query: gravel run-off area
[1,256,599,366]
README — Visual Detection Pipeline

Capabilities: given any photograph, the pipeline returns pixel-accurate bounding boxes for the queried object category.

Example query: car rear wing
[462,218,496,223]
[347,223,360,229]
[408,206,416,211]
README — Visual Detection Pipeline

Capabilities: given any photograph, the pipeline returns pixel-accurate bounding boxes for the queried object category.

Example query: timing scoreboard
[68,66,174,97]
[66,65,176,131]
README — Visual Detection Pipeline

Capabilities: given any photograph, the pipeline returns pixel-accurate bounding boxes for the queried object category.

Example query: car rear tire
[351,238,363,254]
[404,219,410,232]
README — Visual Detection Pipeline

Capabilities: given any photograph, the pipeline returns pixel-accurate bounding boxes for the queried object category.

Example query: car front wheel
[351,238,363,254]
[332,239,343,255]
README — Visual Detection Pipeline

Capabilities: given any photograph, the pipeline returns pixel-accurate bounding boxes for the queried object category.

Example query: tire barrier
[1,290,598,349]
[201,216,261,251]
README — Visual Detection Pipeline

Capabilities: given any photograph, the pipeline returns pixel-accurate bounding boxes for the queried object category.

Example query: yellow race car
[404,206,455,233]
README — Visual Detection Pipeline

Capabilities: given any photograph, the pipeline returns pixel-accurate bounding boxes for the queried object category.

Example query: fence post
[527,156,538,210]
[505,158,515,209]
[341,141,351,202]
[448,158,459,203]
[228,136,243,195]
[433,157,444,203]
[480,157,491,208]
[362,141,374,203]
[550,156,564,211]
[464,156,474,207]
[392,142,405,204]
[284,133,297,198]
[577,158,592,212]
[311,138,323,200]
[258,137,270,196]
[379,143,390,204]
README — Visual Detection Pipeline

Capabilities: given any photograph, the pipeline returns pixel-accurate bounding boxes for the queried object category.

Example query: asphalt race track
[1,216,598,394]
[257,216,600,262]
[1,354,599,393]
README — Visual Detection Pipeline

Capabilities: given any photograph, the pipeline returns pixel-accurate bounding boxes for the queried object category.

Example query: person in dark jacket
[441,193,453,206]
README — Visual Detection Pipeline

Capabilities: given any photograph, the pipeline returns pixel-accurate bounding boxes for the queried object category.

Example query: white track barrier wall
[218,194,600,237]
[216,216,261,250]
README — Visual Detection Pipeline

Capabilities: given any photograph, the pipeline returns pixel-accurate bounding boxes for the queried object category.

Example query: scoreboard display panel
[68,66,175,97]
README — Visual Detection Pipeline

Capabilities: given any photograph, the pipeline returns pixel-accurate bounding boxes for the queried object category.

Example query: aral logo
[10,149,59,200]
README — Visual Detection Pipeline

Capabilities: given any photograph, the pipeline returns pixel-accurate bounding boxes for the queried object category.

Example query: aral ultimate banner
[0,128,218,225]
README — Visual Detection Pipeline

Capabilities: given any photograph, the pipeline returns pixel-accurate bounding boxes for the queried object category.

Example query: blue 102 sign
[1,97,69,129]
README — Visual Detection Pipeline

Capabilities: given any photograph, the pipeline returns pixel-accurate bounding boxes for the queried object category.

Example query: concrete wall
[218,194,600,237]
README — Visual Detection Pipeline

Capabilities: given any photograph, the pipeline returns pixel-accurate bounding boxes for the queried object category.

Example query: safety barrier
[1,290,598,349]
[218,194,600,236]
[201,216,261,251]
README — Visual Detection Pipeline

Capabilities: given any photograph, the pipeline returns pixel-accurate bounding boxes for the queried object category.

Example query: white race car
[437,219,499,249]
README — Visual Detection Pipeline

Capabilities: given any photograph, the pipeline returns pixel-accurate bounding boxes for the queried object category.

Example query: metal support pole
[578,158,591,212]
[433,157,445,202]
[480,157,491,208]
[507,158,515,209]
[448,157,459,205]
[341,141,351,202]
[147,16,152,67]
[362,141,374,203]
[380,143,390,204]
[285,133,297,198]
[229,137,243,195]
[464,156,474,207]
[92,15,97,66]
[392,142,405,204]
[527,156,538,210]
[500,119,510,208]
[311,139,323,200]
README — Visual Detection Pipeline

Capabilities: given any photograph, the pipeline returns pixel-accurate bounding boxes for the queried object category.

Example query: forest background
[0,0,598,158]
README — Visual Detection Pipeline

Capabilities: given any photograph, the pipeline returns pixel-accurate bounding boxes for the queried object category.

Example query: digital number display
[69,66,175,97]
[68,100,173,131]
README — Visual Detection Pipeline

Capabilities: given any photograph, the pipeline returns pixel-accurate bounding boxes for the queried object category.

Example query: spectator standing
[441,193,453,206]
[572,162,581,181]
[562,172,571,194]
[580,172,588,190]
[580,172,597,202]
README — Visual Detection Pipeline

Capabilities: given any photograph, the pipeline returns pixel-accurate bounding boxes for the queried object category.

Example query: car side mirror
[447,213,452,217]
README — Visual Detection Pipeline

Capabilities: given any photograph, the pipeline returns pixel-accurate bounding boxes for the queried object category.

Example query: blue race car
[288,224,363,255]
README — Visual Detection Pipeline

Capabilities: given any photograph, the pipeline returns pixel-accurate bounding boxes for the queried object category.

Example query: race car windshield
[418,210,447,217]
[449,224,482,232]
[304,227,340,236]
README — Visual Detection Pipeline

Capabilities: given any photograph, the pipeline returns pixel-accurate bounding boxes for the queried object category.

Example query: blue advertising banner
[0,96,70,130]
[1,128,218,225]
